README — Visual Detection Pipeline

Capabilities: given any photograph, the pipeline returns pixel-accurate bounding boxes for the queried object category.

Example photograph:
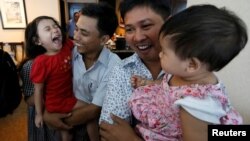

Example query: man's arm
[64,103,101,126]
[99,65,133,124]
[43,101,101,129]
[43,109,72,130]
[100,114,142,141]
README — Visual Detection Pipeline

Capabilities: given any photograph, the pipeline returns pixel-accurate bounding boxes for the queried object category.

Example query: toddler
[129,4,247,141]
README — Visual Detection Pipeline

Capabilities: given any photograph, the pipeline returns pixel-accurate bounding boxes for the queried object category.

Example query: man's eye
[125,27,133,33]
[81,32,88,36]
[142,24,152,30]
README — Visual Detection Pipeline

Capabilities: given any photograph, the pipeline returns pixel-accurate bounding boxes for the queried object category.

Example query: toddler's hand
[130,75,147,88]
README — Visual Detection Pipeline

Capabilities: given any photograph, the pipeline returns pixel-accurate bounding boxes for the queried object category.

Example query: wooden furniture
[0,42,25,64]
[8,42,25,62]
[0,42,4,50]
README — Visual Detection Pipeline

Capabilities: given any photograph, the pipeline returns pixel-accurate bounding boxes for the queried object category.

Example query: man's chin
[77,46,85,53]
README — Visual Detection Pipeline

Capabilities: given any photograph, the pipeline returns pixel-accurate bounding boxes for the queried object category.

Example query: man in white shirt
[43,3,121,141]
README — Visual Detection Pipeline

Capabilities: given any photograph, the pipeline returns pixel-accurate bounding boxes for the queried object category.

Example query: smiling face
[73,15,104,54]
[124,6,165,62]
[36,19,62,54]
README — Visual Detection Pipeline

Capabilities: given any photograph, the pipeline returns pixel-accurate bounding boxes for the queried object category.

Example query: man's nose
[133,29,146,42]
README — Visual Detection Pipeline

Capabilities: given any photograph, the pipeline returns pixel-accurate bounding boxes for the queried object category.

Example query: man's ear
[186,57,201,73]
[100,35,110,46]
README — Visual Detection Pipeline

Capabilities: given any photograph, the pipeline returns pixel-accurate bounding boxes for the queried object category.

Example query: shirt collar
[97,47,110,67]
[122,53,165,79]
[122,53,139,67]
[73,46,110,68]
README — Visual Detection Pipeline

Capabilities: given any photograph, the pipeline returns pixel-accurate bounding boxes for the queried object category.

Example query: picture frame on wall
[0,0,27,29]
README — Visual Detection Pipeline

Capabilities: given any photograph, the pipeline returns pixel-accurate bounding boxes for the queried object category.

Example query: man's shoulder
[108,51,121,61]
[119,54,141,70]
[107,58,135,80]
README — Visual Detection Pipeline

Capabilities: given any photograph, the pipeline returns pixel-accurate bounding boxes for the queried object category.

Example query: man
[43,3,121,141]
[99,0,171,140]
[67,12,79,40]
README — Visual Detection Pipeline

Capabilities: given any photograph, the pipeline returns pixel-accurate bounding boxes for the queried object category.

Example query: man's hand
[64,103,101,126]
[99,114,142,141]
[43,109,72,130]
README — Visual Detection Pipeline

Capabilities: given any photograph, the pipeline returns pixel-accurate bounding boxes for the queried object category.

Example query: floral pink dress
[128,74,242,141]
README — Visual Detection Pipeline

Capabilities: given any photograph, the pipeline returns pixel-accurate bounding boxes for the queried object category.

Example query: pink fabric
[129,74,242,141]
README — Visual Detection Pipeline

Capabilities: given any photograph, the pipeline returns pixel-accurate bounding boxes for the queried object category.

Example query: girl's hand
[35,114,43,128]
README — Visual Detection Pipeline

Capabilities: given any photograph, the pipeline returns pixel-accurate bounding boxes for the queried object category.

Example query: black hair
[120,0,171,21]
[160,4,248,71]
[24,16,66,59]
[73,12,79,17]
[80,2,118,38]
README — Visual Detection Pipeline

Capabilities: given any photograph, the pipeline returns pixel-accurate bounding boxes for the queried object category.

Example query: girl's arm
[180,107,209,141]
[34,83,44,128]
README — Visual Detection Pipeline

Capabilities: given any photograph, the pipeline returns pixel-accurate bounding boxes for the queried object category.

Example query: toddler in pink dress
[129,74,242,141]
[129,4,247,141]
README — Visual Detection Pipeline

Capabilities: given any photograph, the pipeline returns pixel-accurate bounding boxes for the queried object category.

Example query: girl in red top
[26,16,83,141]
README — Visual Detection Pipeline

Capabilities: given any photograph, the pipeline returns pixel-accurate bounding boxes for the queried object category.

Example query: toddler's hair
[160,4,248,71]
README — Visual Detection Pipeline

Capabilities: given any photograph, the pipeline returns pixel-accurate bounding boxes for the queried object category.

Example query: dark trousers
[72,124,90,141]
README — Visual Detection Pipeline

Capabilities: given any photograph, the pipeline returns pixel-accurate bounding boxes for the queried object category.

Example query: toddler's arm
[180,107,209,141]
[130,75,161,88]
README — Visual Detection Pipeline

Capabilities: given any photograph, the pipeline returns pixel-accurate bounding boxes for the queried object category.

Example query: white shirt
[72,47,121,106]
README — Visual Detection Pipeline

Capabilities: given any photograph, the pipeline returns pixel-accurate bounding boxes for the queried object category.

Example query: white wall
[0,0,60,42]
[188,0,250,124]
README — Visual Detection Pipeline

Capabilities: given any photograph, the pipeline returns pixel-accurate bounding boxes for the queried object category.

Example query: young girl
[129,5,247,141]
[27,16,83,141]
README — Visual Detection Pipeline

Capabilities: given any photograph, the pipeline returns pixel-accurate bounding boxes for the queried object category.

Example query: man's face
[74,15,102,54]
[124,6,165,62]
[74,13,79,22]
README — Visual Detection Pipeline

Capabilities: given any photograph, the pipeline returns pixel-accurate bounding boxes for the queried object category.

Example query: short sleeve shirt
[100,54,164,124]
[72,47,121,106]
